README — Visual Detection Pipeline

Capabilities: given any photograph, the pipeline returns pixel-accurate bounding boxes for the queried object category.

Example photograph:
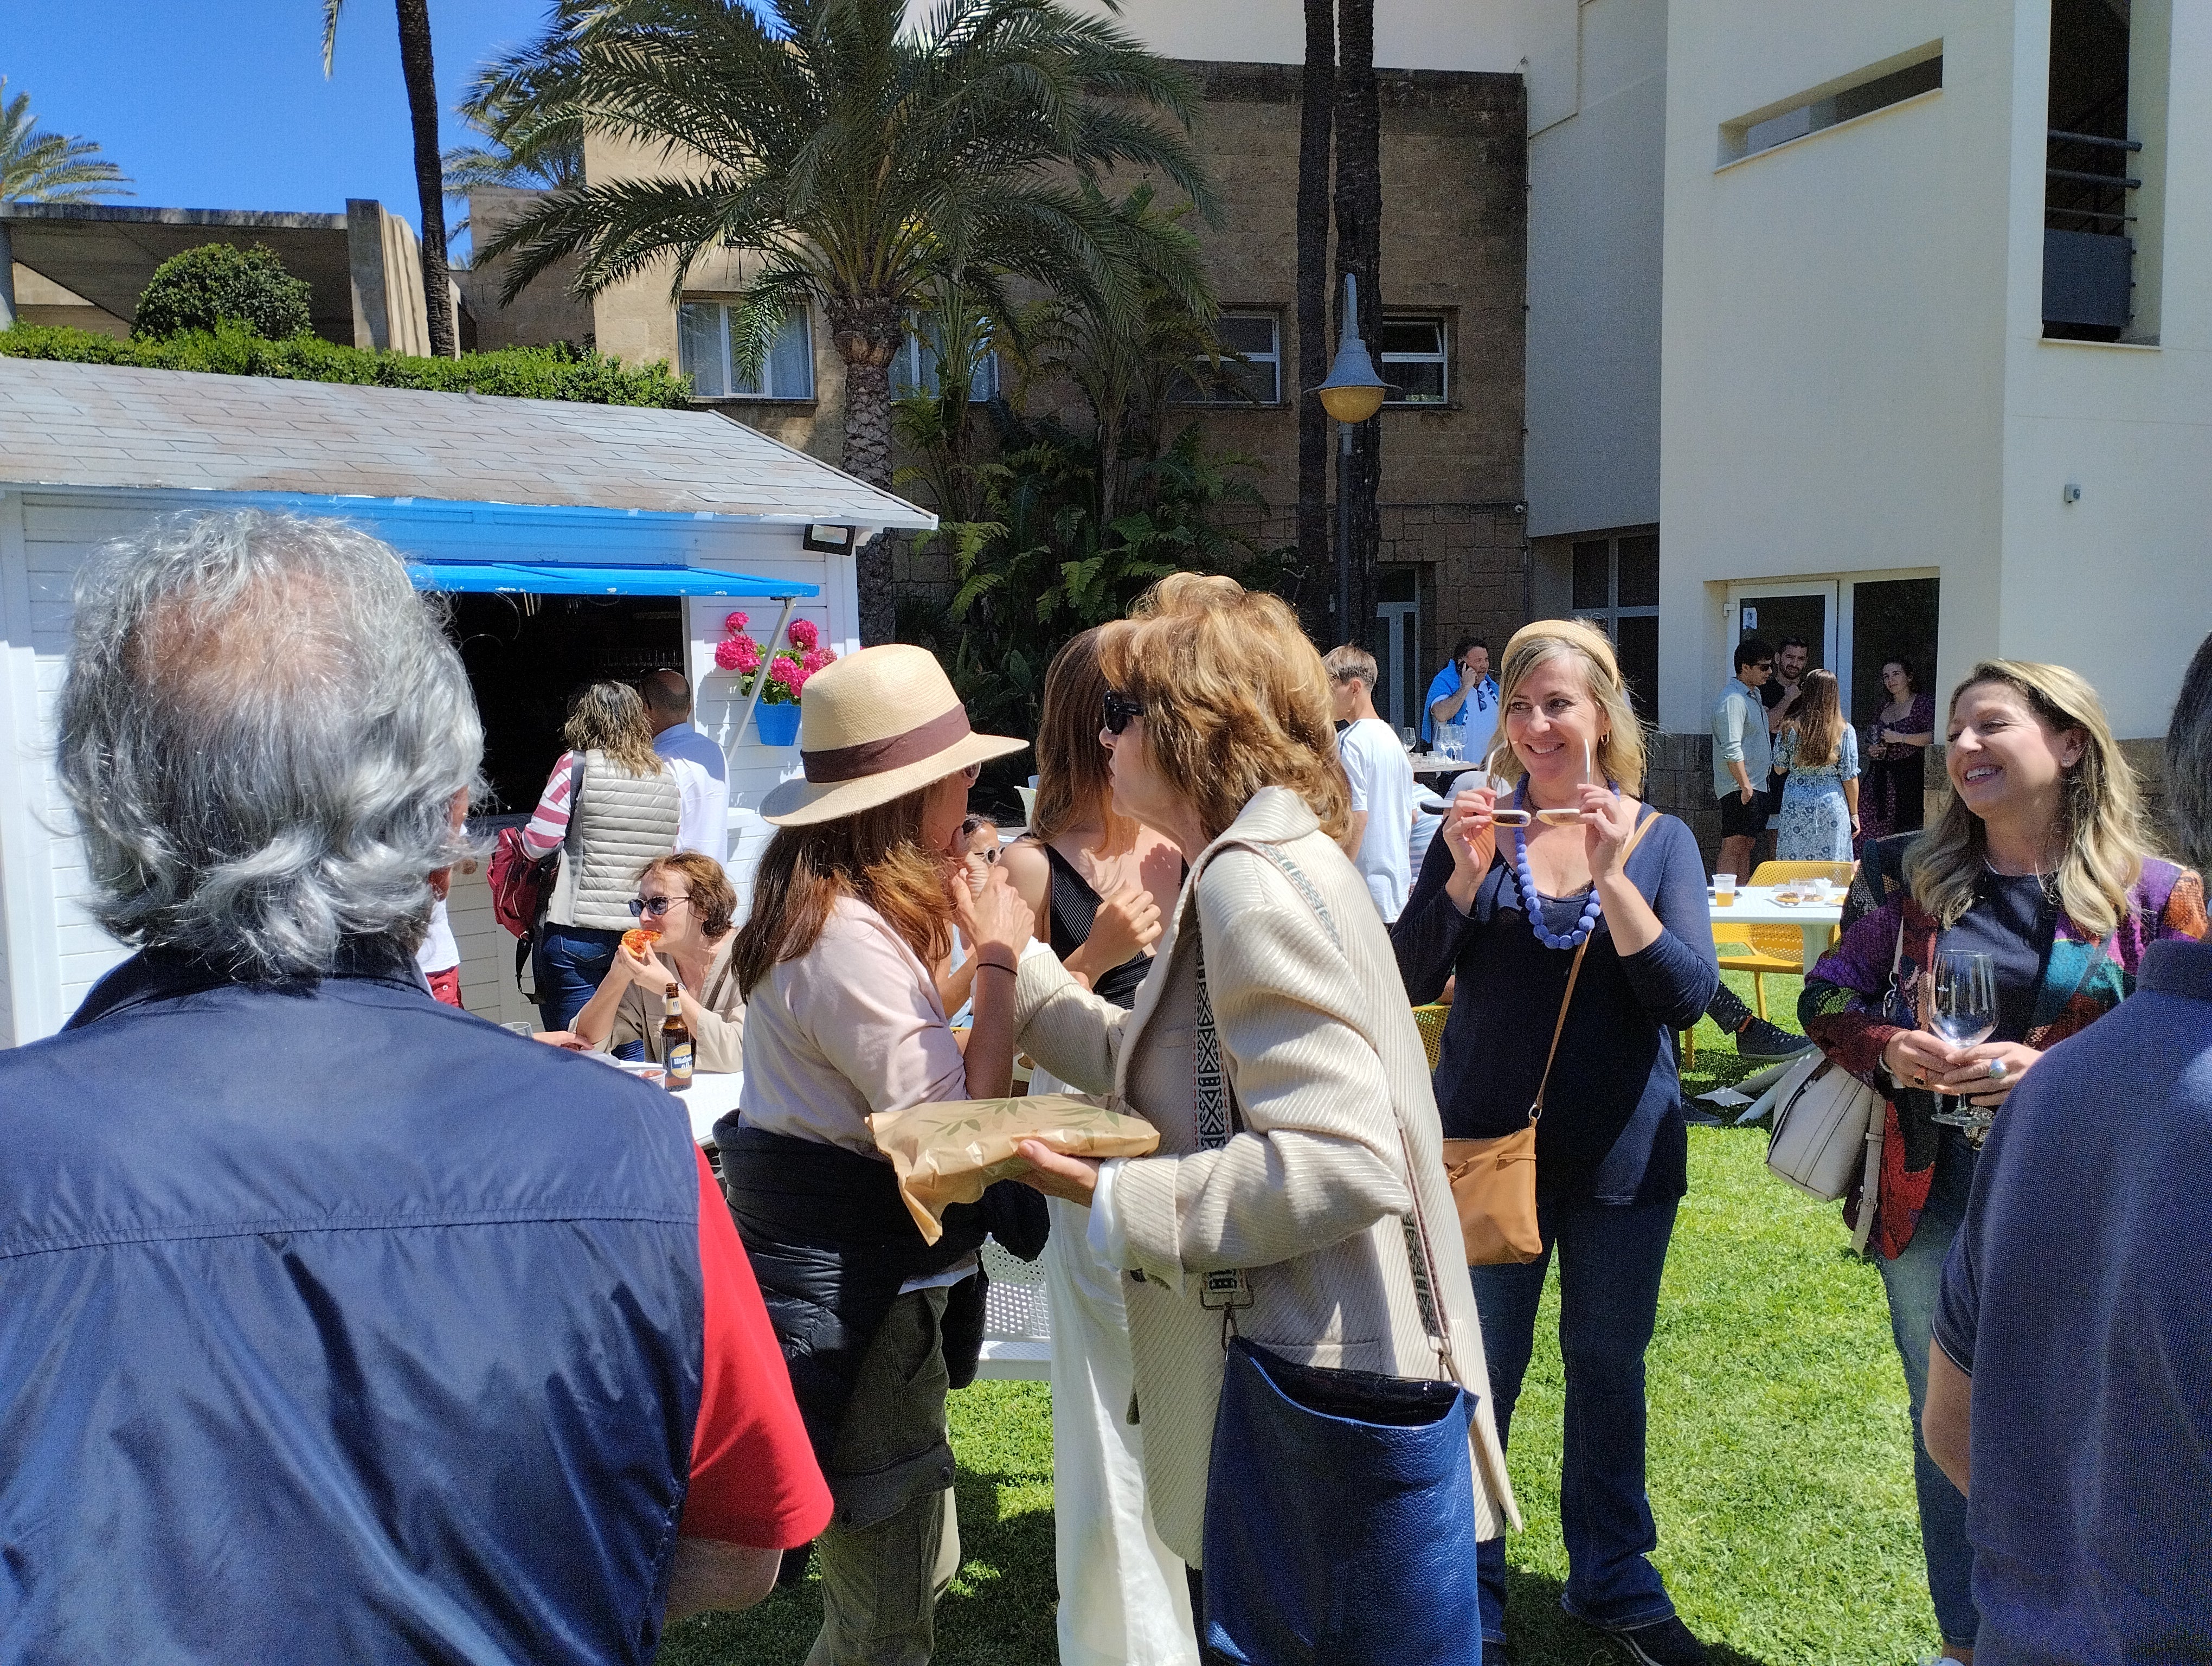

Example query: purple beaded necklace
[1507,780,1618,951]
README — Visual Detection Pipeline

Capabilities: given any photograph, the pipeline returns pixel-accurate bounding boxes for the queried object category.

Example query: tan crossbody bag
[1442,806,1659,1265]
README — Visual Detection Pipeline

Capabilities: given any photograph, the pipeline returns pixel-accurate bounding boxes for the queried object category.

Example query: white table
[587,1053,743,1144]
[1711,886,1844,972]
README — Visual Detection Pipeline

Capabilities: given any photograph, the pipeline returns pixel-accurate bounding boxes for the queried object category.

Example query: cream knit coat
[1013,786,1518,1566]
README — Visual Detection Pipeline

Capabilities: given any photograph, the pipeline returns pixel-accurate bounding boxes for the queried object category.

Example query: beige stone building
[552,67,1529,731]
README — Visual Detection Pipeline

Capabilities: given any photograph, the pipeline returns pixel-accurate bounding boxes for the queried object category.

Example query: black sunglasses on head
[1103,689,1144,734]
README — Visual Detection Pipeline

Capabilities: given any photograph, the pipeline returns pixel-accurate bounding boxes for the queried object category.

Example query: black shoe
[1605,1614,1709,1666]
[1734,1015,1815,1061]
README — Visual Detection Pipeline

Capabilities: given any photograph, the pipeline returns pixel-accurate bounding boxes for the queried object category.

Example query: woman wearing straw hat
[711,644,1032,1666]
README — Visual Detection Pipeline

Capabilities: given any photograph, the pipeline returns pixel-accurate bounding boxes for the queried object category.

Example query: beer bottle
[661,982,694,1090]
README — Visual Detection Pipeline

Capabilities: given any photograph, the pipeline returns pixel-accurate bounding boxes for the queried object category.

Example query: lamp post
[1311,271,1387,647]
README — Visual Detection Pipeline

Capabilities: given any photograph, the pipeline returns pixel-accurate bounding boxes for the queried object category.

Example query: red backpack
[489,824,556,937]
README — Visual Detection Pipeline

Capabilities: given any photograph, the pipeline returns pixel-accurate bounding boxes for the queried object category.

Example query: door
[1845,578,1941,730]
[1375,566,1421,735]
[1727,582,1837,682]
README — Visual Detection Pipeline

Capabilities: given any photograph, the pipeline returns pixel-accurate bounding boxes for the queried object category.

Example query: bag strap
[1190,839,1458,1373]
[1528,805,1661,1126]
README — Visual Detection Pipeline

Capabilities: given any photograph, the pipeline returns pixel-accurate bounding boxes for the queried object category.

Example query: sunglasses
[1103,689,1144,734]
[627,894,685,918]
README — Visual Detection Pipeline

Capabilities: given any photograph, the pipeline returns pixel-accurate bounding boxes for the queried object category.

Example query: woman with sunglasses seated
[544,852,746,1070]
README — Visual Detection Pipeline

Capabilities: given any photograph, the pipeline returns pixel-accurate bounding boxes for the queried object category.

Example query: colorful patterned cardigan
[1801,832,2207,1259]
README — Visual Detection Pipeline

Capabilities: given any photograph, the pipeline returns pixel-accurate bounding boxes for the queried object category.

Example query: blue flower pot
[753,701,802,747]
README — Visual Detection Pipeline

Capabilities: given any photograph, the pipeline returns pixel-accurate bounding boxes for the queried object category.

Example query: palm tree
[442,2,586,197]
[1332,0,1382,644]
[1294,0,1333,610]
[323,0,460,356]
[1,80,133,203]
[479,0,1219,644]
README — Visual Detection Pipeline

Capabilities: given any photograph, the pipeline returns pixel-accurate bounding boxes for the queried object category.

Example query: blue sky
[8,0,566,258]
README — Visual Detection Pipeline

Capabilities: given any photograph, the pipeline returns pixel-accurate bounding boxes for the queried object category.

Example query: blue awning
[406,560,820,599]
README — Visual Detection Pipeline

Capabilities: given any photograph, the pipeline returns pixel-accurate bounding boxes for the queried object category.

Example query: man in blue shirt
[1924,630,2212,1662]
[0,512,829,1663]
[1423,636,1499,752]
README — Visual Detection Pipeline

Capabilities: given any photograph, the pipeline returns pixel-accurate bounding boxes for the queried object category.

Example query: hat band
[802,703,973,784]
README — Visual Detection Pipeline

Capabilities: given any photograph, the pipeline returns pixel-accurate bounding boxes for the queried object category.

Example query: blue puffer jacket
[0,944,707,1665]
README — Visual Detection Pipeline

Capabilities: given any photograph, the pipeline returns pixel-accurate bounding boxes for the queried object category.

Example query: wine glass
[1535,736,1592,826]
[1924,950,1997,1135]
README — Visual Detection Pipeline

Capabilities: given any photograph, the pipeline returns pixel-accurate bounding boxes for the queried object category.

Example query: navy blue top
[1934,937,2212,1662]
[0,944,710,1664]
[1392,808,1720,1204]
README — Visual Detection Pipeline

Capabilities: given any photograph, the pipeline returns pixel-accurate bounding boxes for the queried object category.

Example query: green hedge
[0,320,691,407]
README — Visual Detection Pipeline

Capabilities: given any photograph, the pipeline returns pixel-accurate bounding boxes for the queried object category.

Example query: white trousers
[1037,1076,1199,1666]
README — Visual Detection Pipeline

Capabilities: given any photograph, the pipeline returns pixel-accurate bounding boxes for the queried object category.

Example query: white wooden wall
[0,486,860,1043]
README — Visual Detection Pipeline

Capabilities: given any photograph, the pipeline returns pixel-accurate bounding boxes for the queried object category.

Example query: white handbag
[1765,920,1902,1252]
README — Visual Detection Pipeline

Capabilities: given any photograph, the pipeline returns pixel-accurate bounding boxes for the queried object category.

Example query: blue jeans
[1877,1155,1979,1647]
[533,922,623,1034]
[1471,1194,1681,1639]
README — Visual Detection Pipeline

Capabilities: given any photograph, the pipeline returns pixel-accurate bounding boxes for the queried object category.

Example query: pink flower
[713,637,748,671]
[768,653,802,687]
[788,618,820,651]
[723,611,750,635]
[732,639,763,673]
[800,646,834,674]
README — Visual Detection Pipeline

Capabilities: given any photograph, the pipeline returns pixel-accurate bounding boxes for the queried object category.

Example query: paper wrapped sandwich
[868,1092,1161,1244]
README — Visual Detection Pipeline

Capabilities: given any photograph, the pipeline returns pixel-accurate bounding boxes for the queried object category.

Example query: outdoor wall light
[1313,273,1389,424]
[802,523,857,553]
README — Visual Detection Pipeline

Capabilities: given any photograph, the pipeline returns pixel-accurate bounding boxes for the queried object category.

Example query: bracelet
[975,955,1019,977]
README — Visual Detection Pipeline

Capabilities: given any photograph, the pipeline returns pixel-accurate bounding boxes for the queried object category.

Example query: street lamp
[1311,271,1387,646]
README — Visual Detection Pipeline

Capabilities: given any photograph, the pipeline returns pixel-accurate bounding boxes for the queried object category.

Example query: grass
[660,972,1939,1666]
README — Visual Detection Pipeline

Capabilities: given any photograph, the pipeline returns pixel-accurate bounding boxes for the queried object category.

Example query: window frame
[1570,530,1661,722]
[1170,310,1282,407]
[890,316,1001,403]
[1379,312,1451,407]
[677,299,817,402]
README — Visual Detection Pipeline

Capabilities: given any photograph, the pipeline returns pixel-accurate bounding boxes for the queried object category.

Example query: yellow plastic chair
[1712,861,1857,1018]
[1412,1003,1450,1073]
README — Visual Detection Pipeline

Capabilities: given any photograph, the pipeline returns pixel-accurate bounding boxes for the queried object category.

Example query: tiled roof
[0,358,935,529]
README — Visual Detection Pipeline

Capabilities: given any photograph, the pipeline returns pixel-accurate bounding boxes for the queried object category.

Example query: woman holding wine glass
[1802,660,2206,1662]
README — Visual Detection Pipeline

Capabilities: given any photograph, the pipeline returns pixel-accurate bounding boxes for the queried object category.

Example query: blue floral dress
[1773,725,1860,860]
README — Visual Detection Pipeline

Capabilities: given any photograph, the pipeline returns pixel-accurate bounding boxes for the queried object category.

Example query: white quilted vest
[546,750,683,931]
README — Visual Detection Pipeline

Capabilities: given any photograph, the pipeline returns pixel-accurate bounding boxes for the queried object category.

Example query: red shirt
[680,1148,832,1546]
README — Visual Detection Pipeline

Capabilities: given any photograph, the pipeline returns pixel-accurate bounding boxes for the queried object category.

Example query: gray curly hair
[56,511,485,982]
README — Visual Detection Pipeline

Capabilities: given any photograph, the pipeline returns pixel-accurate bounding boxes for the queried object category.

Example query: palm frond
[1,81,133,203]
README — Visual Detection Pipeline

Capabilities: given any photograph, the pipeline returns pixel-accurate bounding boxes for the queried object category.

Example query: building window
[678,300,815,400]
[1171,312,1281,405]
[891,316,1000,402]
[1380,316,1449,405]
[1572,531,1659,722]
[1720,46,1943,163]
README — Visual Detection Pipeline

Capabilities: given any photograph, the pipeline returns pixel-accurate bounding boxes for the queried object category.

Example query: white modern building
[1089,0,2212,774]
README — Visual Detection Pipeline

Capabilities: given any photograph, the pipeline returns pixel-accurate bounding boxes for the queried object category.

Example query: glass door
[1374,567,1421,735]
[1727,581,1837,679]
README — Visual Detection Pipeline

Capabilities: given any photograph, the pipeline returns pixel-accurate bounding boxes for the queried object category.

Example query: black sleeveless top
[1041,843,1175,1012]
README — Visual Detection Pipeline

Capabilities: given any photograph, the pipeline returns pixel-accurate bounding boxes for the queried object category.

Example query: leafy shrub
[0,320,690,407]
[133,244,314,341]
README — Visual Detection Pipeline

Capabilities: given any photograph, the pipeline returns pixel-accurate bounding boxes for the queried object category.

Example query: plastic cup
[1713,872,1737,906]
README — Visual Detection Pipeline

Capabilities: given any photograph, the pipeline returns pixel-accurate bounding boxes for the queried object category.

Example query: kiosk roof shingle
[0,358,935,529]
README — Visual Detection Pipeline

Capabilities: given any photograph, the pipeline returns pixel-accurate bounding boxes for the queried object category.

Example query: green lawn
[661,973,1940,1665]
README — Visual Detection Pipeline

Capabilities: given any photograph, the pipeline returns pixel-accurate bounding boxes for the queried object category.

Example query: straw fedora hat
[760,644,1026,826]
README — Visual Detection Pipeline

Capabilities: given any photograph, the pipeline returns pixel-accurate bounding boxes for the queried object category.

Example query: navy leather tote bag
[1202,1339,1485,1665]
[1187,842,1487,1666]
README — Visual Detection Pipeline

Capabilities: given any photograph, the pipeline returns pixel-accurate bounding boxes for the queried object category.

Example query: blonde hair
[563,681,665,778]
[1905,659,2147,937]
[1485,619,1647,794]
[1783,668,1844,769]
[1322,643,1378,688]
[1101,579,1352,845]
[1030,628,1135,848]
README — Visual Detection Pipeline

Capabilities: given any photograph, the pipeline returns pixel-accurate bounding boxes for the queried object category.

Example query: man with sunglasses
[1714,639,1776,884]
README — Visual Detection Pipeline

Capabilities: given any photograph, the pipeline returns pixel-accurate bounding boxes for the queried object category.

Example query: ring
[1988,1058,2007,1080]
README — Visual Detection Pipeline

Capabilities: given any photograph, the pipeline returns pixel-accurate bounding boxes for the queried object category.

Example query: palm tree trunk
[836,337,898,645]
[1333,0,1381,650]
[394,0,458,357]
[1296,0,1335,631]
